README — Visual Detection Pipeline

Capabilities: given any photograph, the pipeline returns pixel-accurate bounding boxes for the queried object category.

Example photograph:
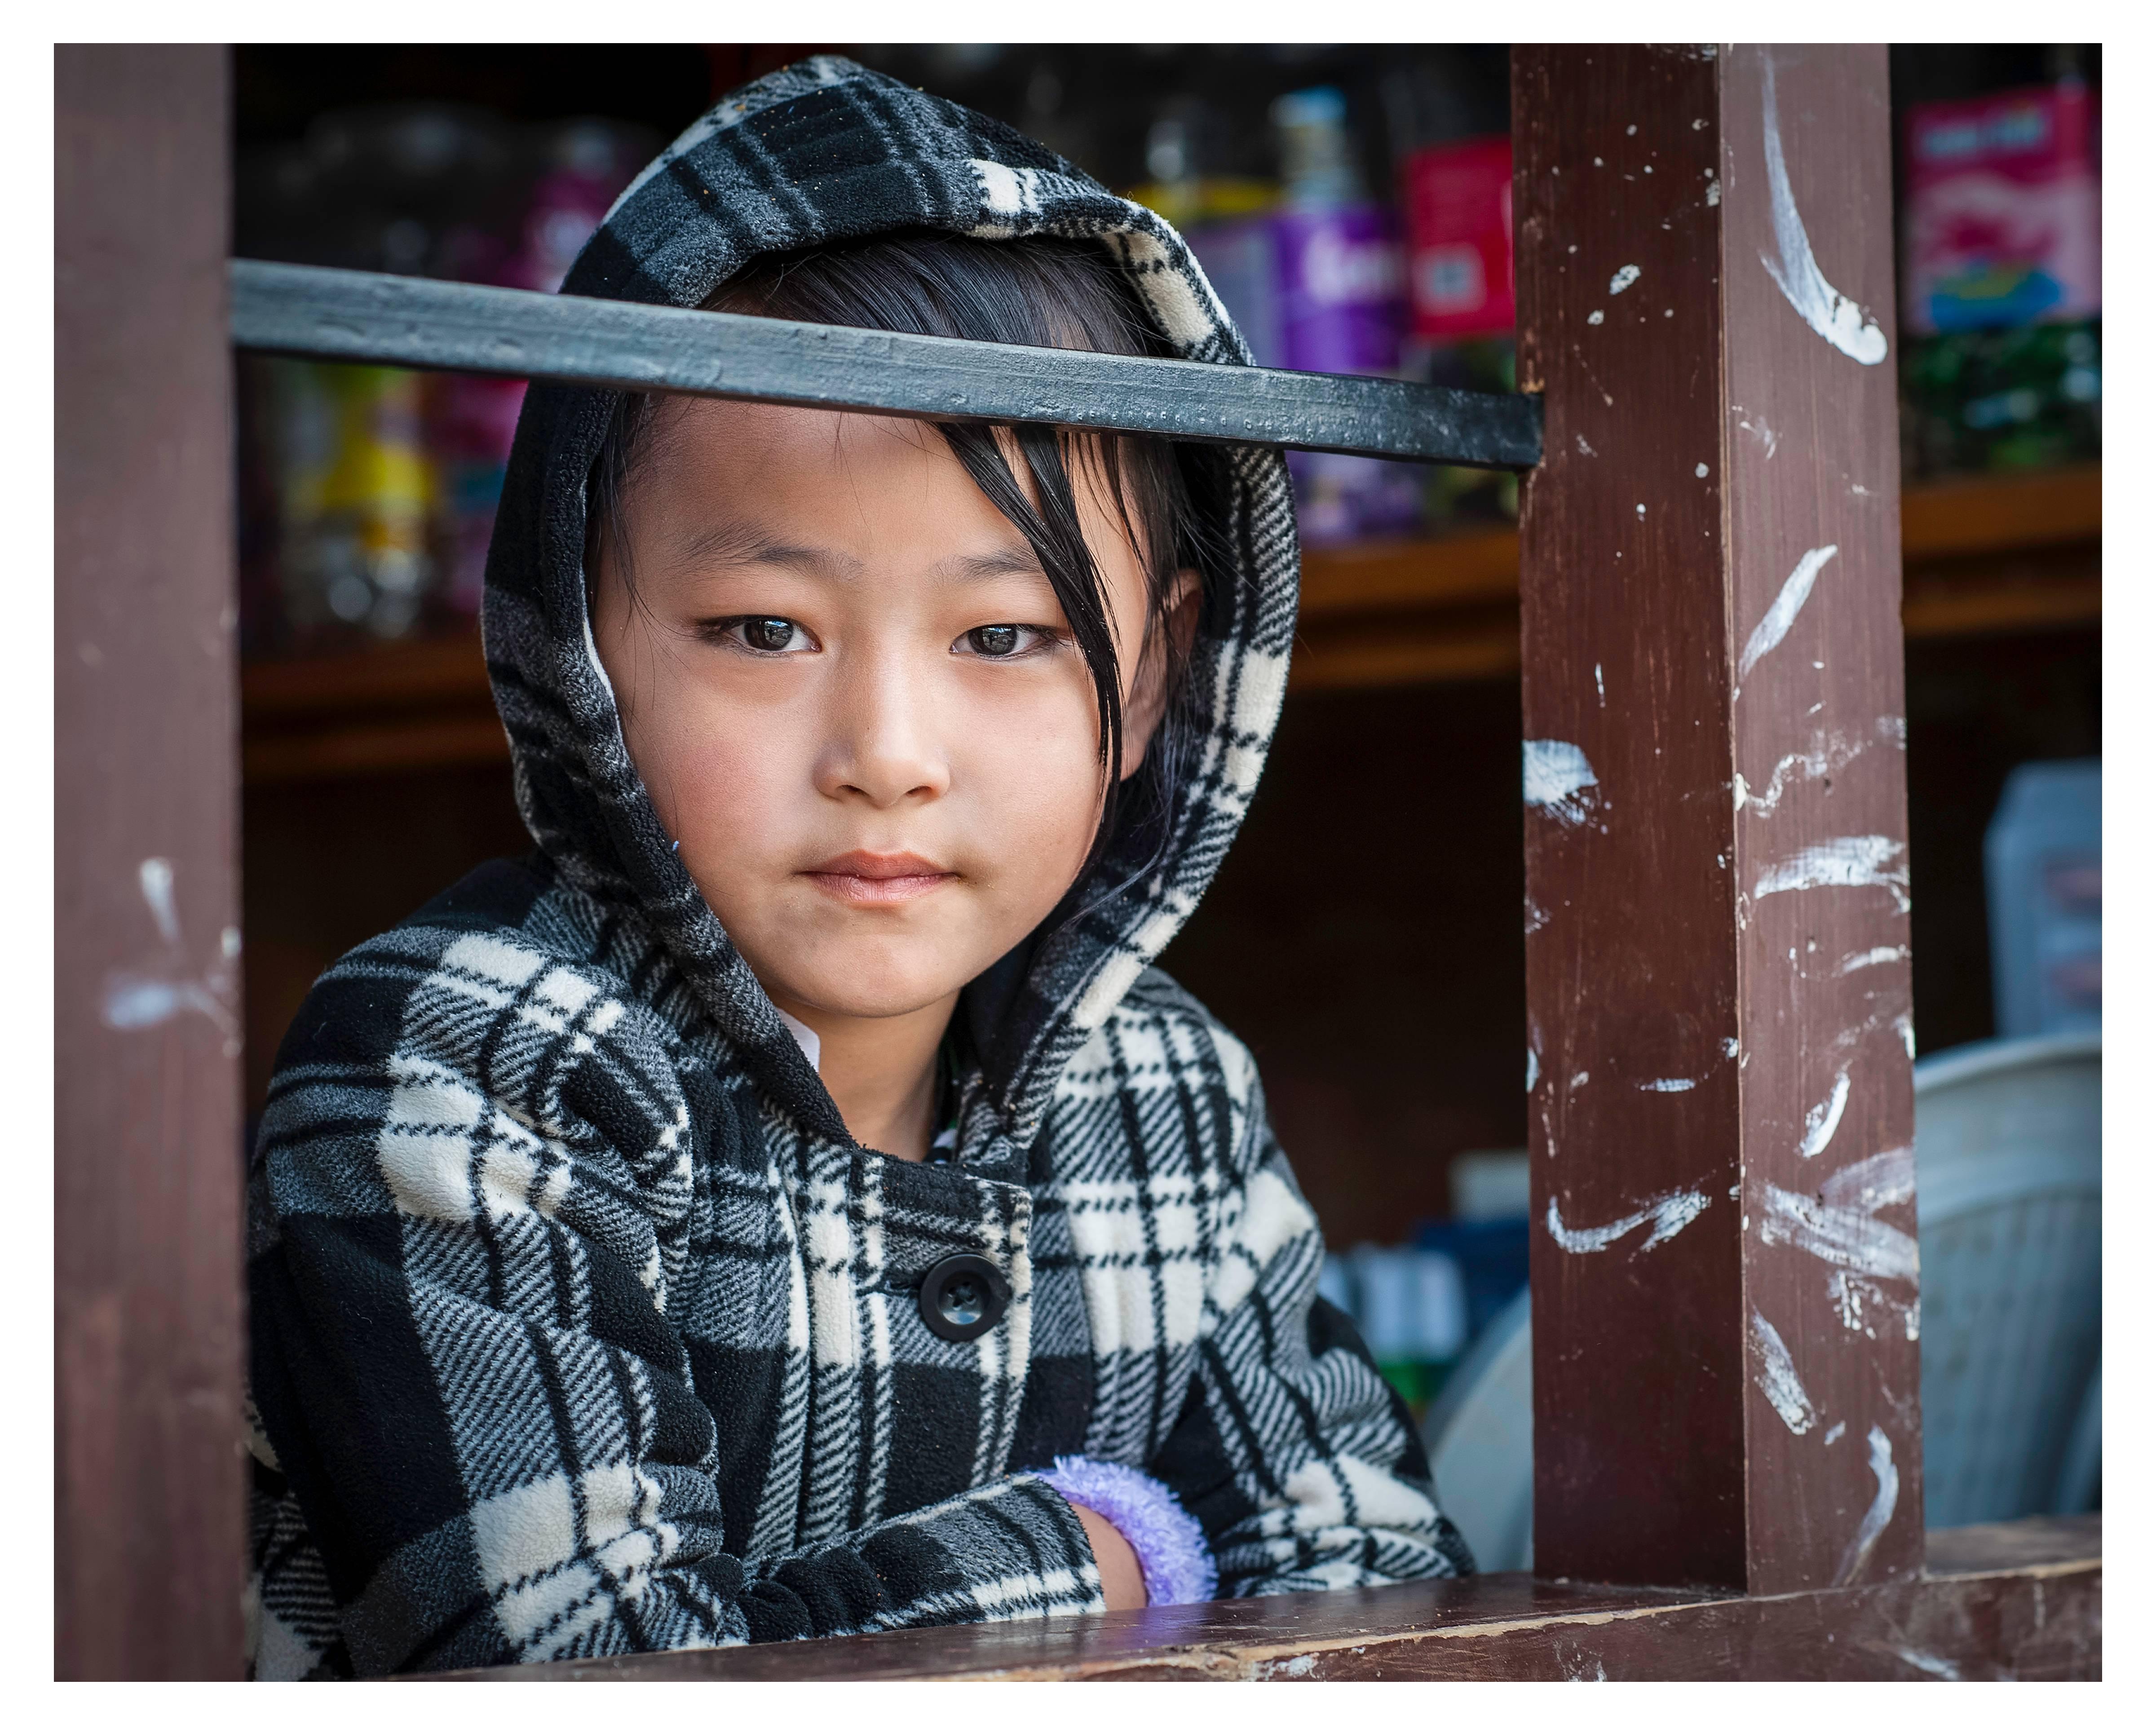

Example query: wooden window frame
[54,42,2099,1681]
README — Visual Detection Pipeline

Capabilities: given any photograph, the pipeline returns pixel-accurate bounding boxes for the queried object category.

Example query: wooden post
[55,45,245,1678]
[1513,45,1919,1592]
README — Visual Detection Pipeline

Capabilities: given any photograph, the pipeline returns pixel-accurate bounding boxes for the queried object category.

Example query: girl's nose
[814,648,951,809]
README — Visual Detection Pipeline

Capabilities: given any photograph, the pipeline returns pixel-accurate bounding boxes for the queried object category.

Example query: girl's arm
[1147,1080,1479,1595]
[247,924,1106,1676]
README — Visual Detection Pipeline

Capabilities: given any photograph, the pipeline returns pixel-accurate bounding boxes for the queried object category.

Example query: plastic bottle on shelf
[241,106,522,651]
[1268,86,1423,547]
[430,119,658,617]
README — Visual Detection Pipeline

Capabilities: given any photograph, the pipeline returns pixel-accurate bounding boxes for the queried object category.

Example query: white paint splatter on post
[1758,1182,1918,1282]
[1753,835,1910,914]
[1749,1310,1817,1434]
[1736,727,1872,817]
[1797,1070,1851,1159]
[1608,263,1641,294]
[1833,1427,1901,1583]
[1639,1077,1696,1092]
[1546,1188,1711,1256]
[1738,545,1839,681]
[1523,740,1601,827]
[1822,1146,1916,1214]
[1760,57,1890,364]
[1838,944,1909,975]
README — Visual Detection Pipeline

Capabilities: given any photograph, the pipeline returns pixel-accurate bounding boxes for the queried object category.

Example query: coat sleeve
[1144,1069,1478,1595]
[246,927,1102,1677]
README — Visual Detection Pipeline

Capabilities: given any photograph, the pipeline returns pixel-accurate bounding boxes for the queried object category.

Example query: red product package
[1903,82,2100,335]
[1401,135,1514,339]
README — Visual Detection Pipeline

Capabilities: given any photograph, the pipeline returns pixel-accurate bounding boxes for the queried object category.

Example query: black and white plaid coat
[246,58,1471,1679]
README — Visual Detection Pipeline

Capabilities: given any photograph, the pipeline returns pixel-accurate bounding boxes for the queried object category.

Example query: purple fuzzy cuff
[1038,1455,1217,1606]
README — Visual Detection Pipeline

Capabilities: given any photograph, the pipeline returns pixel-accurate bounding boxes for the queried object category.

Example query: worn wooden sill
[436,1514,2097,1682]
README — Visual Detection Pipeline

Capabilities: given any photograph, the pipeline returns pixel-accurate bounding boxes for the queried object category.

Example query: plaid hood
[482,56,1299,1155]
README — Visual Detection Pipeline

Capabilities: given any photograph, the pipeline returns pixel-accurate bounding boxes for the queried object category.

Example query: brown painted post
[56,46,246,1677]
[1513,45,1919,1593]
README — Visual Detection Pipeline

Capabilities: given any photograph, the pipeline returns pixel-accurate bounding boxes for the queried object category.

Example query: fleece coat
[245,56,1472,1679]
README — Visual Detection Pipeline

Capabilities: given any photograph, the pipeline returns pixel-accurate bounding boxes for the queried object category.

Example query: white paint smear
[1749,1310,1817,1435]
[1797,1070,1851,1159]
[1525,899,1551,937]
[1737,728,1870,817]
[139,857,181,945]
[1896,1649,1961,1681]
[1753,835,1910,915]
[1838,945,1909,975]
[1640,1077,1696,1093]
[99,854,240,1046]
[1829,1270,1921,1341]
[1823,1420,1847,1446]
[1758,1182,1918,1283]
[1608,264,1641,294]
[1738,545,1839,681]
[1760,57,1890,365]
[1821,1146,1915,1214]
[1833,1427,1900,1584]
[1526,1046,1541,1093]
[1523,740,1601,827]
[1546,1188,1710,1257]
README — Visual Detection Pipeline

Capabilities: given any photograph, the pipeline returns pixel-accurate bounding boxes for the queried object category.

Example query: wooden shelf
[1291,462,2100,690]
[243,464,2101,781]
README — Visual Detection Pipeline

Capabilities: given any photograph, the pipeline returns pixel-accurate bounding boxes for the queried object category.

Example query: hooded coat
[246,57,1471,1680]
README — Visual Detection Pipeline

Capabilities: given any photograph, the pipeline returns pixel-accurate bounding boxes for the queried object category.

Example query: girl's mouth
[801,850,958,905]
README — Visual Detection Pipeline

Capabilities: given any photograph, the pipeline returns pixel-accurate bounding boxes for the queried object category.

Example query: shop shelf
[243,464,2101,778]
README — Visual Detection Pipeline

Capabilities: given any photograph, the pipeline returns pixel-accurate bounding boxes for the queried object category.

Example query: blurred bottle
[1328,1243,1469,1418]
[1383,53,1518,526]
[1985,759,2101,1037]
[1269,86,1421,546]
[236,108,658,647]
[1900,51,2101,478]
[1125,99,1278,235]
[433,119,655,617]
[268,361,437,644]
[238,106,517,651]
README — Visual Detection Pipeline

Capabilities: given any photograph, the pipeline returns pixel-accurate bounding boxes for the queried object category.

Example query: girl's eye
[722,616,814,654]
[959,624,1047,658]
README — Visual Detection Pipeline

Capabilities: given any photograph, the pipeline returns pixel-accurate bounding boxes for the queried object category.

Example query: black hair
[585,229,1228,899]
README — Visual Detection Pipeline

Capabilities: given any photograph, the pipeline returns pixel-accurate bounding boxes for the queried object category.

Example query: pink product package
[1903,82,2100,335]
[1401,135,1515,341]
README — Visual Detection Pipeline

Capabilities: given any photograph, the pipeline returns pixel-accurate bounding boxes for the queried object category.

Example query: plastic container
[1985,758,2101,1038]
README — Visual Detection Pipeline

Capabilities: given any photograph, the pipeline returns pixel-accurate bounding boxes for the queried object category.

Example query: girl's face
[592,397,1177,1026]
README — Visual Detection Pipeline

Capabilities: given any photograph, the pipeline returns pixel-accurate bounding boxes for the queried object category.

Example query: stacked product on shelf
[235,109,655,656]
[1900,58,2101,478]
[1318,1150,1532,1420]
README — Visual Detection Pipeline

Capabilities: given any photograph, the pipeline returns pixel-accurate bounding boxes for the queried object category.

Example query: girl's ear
[1119,568,1202,781]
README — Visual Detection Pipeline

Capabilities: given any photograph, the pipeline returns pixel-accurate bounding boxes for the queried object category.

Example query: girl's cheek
[959,674,1103,870]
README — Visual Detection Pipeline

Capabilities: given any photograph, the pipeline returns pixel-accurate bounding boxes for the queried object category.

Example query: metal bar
[1515,44,1918,1595]
[229,258,1542,470]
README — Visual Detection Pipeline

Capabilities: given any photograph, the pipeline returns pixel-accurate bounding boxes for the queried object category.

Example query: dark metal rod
[229,259,1542,470]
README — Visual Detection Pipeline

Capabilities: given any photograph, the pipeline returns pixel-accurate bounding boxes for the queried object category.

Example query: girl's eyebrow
[944,545,1047,582]
[666,518,859,579]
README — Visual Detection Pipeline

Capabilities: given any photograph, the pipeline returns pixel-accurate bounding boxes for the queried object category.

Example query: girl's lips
[801,851,957,906]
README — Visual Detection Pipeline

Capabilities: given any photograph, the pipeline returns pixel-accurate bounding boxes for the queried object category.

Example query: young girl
[246,57,1471,1679]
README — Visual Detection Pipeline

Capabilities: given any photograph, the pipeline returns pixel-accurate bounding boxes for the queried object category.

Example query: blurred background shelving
[233,42,2100,1419]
